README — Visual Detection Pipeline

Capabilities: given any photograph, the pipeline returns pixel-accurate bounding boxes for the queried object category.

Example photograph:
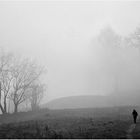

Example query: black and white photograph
[0,0,140,139]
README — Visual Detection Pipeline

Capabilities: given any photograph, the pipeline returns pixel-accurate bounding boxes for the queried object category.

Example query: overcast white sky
[0,0,140,102]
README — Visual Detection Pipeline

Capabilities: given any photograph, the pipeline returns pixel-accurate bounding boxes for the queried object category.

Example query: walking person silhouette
[132,109,138,124]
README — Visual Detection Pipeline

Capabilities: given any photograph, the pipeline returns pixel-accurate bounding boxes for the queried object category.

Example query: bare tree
[9,58,45,113]
[0,49,13,114]
[0,70,13,113]
[0,48,46,114]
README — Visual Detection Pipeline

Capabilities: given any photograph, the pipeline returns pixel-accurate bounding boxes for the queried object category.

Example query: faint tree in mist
[29,83,46,111]
[126,26,140,50]
[97,26,122,93]
[98,26,121,49]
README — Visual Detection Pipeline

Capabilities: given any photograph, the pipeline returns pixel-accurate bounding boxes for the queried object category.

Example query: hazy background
[0,0,140,103]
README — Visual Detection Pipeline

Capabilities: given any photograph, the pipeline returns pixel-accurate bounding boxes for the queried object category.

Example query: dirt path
[126,124,136,139]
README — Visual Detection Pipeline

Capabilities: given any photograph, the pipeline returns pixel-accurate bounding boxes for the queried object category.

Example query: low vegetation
[0,107,137,139]
[132,122,140,138]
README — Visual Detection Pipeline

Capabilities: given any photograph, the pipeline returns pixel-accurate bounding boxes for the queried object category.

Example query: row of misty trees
[94,25,140,94]
[98,25,140,51]
[0,49,46,114]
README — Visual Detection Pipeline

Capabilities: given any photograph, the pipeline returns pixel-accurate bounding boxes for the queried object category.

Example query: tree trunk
[14,104,18,113]
[8,99,10,113]
[0,104,5,114]
[0,82,4,114]
[4,97,7,113]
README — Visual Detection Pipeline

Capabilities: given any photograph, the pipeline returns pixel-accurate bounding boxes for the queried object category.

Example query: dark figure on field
[132,109,138,124]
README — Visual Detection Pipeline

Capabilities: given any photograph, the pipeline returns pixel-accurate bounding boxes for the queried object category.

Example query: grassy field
[132,121,140,138]
[0,106,138,139]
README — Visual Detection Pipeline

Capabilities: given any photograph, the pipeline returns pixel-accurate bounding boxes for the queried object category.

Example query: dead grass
[0,107,133,139]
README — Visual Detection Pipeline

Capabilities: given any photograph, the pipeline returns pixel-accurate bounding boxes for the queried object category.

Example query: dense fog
[0,1,140,106]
